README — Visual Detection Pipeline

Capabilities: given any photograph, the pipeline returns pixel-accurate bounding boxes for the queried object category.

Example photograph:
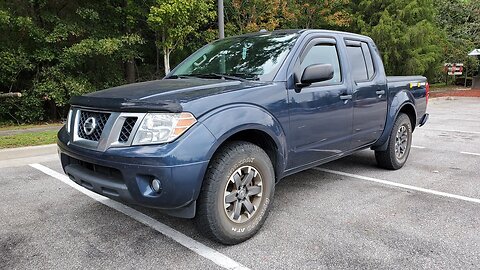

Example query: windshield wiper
[182,73,255,82]
[169,73,259,81]
[166,74,194,79]
[224,73,259,81]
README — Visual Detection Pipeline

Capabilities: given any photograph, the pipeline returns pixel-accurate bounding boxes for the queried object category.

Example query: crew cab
[57,29,429,244]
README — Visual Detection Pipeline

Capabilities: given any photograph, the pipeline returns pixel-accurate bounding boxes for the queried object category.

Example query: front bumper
[57,123,216,218]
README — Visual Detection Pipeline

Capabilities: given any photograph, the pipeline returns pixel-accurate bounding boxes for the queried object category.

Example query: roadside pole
[218,0,224,39]
[217,0,225,73]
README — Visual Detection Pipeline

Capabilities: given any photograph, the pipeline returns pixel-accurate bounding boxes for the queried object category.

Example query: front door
[287,38,353,169]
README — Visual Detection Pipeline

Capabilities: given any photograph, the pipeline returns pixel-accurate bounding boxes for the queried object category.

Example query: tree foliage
[349,0,444,78]
[280,0,352,30]
[223,0,352,34]
[0,0,148,123]
[435,0,479,77]
[148,0,215,74]
[0,0,476,124]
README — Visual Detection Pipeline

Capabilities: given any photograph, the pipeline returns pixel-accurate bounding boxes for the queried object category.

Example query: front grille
[77,111,110,141]
[118,117,137,143]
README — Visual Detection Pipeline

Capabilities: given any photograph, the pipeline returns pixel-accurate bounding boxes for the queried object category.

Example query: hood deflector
[70,96,182,113]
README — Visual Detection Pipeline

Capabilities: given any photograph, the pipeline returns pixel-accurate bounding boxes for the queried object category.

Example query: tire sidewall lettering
[219,154,273,236]
[226,157,255,180]
[230,197,270,233]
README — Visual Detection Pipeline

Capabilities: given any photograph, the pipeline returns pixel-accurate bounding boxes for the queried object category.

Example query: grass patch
[428,83,471,92]
[429,83,447,89]
[0,122,62,130]
[0,130,58,149]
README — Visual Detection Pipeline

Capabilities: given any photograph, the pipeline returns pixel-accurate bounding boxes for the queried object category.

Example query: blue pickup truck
[58,29,429,244]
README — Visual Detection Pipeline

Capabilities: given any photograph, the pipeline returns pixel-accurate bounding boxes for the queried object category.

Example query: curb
[0,143,57,153]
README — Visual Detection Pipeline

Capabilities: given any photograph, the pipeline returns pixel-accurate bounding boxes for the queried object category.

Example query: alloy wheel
[395,125,408,159]
[223,166,263,223]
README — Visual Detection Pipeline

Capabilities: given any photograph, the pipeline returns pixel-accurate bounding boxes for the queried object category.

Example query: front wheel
[375,113,412,170]
[195,141,275,245]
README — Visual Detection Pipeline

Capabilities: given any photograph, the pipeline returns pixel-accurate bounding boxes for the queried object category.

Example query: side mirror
[296,63,334,88]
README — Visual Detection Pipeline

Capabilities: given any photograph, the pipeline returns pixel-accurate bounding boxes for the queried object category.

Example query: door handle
[376,90,385,97]
[339,94,352,100]
[339,94,352,104]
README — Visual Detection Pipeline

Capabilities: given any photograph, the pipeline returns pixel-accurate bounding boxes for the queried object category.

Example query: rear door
[346,40,388,148]
[287,37,353,169]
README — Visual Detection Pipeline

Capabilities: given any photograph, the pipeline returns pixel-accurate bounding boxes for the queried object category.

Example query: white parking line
[29,163,250,270]
[428,117,479,122]
[409,146,480,157]
[427,128,480,135]
[313,168,480,205]
[461,151,480,157]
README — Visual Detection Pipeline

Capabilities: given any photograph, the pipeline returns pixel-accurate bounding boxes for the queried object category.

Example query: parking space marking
[313,168,480,205]
[461,151,480,157]
[406,145,480,157]
[428,117,478,122]
[29,163,250,270]
[426,128,480,135]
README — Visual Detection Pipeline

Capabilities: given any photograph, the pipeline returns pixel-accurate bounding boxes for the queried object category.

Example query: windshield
[170,33,299,80]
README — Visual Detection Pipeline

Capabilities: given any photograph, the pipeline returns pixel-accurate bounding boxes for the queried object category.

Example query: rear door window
[346,45,368,81]
[347,41,376,81]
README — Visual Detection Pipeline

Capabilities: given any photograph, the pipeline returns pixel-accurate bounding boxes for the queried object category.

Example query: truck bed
[386,76,427,83]
[386,75,428,126]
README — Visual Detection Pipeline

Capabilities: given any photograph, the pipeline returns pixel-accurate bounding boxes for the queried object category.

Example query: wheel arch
[398,103,416,132]
[200,104,288,182]
[214,128,284,182]
[372,89,418,151]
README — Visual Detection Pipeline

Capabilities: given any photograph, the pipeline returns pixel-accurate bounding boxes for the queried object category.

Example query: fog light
[151,178,162,193]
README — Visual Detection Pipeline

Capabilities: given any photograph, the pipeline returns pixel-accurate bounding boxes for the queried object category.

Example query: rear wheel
[195,141,275,245]
[375,113,412,170]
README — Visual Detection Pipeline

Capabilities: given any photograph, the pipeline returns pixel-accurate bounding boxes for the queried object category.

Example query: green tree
[435,0,480,78]
[280,0,352,30]
[350,0,444,78]
[222,0,352,34]
[0,0,150,123]
[223,0,284,34]
[147,0,215,75]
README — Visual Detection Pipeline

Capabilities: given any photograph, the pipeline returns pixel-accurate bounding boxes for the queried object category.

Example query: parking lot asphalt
[1,97,479,269]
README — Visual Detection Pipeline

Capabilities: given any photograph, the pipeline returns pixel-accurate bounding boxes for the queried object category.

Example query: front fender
[372,89,417,151]
[199,104,288,176]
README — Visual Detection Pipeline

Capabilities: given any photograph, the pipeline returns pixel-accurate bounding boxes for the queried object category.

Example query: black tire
[195,141,275,245]
[375,113,412,170]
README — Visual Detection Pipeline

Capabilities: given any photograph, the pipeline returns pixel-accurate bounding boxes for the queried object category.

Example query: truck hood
[70,78,266,113]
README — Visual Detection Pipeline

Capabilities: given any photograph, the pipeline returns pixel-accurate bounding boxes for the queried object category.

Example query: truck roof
[233,29,372,41]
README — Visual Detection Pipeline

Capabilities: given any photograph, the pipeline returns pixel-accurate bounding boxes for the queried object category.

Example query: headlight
[66,109,73,133]
[132,112,197,145]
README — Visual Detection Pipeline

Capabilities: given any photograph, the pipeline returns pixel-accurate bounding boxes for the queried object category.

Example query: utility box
[473,77,480,90]
[468,49,480,90]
